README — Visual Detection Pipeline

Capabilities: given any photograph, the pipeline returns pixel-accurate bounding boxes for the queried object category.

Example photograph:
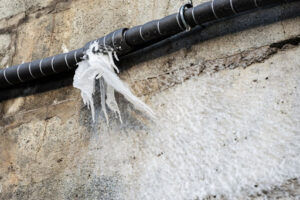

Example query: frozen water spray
[73,43,155,124]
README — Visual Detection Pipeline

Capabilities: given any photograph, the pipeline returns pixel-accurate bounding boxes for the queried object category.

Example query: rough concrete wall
[0,0,300,199]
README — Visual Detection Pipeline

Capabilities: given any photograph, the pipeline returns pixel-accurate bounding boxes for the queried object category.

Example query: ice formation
[61,43,69,53]
[73,42,154,124]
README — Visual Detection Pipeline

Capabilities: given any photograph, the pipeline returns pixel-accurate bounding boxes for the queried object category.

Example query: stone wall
[0,0,299,199]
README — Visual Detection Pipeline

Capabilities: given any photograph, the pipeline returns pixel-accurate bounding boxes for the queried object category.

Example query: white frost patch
[134,61,300,200]
[61,44,69,53]
[73,43,154,124]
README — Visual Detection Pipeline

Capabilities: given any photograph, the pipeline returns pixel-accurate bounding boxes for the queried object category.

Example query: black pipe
[0,0,298,89]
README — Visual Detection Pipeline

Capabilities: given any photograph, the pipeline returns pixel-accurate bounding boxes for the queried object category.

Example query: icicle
[106,85,123,124]
[99,78,109,124]
[73,42,155,124]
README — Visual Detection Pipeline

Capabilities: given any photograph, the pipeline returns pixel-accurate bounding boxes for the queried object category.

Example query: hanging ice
[73,42,155,124]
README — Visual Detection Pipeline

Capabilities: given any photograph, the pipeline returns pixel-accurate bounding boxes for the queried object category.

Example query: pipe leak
[73,43,155,124]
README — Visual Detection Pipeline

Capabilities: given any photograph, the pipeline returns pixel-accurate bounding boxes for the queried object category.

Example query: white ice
[73,42,155,124]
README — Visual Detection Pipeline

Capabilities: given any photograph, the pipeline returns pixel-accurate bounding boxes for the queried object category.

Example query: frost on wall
[73,43,154,124]
[71,43,300,200]
[129,48,300,199]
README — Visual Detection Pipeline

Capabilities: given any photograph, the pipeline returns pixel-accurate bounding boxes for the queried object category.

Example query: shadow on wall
[0,1,300,101]
[78,83,153,135]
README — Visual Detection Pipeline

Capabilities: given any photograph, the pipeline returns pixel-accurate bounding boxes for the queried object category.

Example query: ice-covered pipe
[0,0,298,89]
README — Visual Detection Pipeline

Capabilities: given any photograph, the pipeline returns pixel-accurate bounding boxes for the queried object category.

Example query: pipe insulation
[0,0,298,89]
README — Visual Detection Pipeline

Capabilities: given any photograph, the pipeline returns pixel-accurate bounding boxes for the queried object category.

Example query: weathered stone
[0,33,12,68]
[0,0,25,20]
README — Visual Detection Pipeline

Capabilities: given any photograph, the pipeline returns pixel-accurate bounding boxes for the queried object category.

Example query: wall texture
[0,0,300,199]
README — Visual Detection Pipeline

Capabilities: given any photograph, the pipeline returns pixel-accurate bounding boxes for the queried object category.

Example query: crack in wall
[0,0,73,34]
[10,32,18,67]
[34,106,49,161]
[132,36,300,97]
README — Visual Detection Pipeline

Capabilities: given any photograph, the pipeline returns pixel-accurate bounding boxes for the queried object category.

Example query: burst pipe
[0,0,298,89]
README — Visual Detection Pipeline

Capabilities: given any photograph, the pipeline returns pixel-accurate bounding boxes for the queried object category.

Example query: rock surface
[0,0,300,199]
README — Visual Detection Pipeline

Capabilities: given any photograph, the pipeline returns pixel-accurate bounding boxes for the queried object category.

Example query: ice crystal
[73,42,154,124]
